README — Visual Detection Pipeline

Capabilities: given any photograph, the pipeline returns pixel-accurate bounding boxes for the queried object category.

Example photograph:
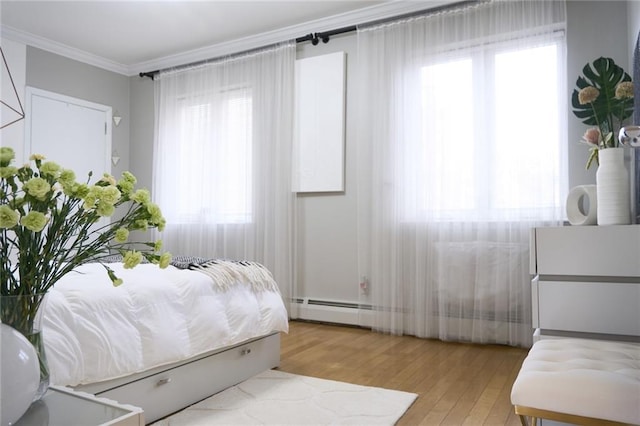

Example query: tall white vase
[596,147,630,225]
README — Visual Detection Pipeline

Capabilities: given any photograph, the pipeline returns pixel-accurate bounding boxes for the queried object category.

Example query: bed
[41,259,289,424]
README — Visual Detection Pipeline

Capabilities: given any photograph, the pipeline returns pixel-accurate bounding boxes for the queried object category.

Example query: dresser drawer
[537,280,640,336]
[97,333,280,423]
[534,226,640,277]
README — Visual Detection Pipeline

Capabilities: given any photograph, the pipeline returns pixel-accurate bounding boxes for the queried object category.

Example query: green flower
[83,186,103,209]
[73,183,90,199]
[83,194,97,210]
[1,153,167,298]
[115,228,129,243]
[0,166,18,179]
[122,171,136,184]
[159,252,172,269]
[23,177,51,201]
[147,203,163,223]
[106,267,123,286]
[58,169,76,187]
[122,250,143,269]
[0,205,19,228]
[20,210,48,232]
[0,147,15,166]
[96,201,115,217]
[62,184,76,197]
[117,172,137,196]
[131,189,150,205]
[133,219,148,231]
[39,161,61,177]
[118,180,134,195]
[100,173,117,186]
[101,186,121,205]
[87,185,102,198]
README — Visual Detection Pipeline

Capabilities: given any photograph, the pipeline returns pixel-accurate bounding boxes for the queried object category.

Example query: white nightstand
[15,385,144,426]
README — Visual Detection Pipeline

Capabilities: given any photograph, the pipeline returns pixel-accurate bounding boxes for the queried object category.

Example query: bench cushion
[510,338,640,424]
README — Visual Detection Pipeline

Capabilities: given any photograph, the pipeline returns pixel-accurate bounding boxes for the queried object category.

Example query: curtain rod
[139,25,357,80]
[139,0,476,80]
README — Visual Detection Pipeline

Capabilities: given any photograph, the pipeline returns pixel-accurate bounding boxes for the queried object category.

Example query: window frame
[412,34,566,222]
[169,87,254,225]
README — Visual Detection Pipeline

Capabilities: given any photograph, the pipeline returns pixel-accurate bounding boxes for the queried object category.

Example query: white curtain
[356,0,567,347]
[153,42,297,311]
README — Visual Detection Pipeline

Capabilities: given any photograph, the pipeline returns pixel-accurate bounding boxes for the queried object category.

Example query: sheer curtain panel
[356,0,567,347]
[153,42,297,313]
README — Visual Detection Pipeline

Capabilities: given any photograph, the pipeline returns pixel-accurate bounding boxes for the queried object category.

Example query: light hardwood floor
[278,320,529,426]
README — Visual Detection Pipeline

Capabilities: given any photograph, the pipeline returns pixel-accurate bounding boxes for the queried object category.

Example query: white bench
[510,338,640,426]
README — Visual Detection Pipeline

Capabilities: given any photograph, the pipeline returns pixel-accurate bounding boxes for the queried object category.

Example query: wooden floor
[278,320,529,426]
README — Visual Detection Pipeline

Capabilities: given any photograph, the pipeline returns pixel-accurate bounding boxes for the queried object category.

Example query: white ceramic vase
[596,147,630,225]
[1,324,40,426]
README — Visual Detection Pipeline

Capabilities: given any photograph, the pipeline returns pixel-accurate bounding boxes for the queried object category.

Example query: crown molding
[2,1,456,77]
[1,25,129,75]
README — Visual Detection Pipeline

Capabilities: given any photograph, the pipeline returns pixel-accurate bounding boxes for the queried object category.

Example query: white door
[24,87,112,182]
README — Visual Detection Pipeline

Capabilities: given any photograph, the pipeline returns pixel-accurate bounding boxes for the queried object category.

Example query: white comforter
[42,262,289,387]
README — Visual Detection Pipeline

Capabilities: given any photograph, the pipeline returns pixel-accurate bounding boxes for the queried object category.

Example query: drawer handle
[156,378,172,387]
[241,348,252,356]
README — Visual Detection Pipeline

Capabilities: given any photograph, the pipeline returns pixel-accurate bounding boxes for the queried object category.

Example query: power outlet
[359,276,368,295]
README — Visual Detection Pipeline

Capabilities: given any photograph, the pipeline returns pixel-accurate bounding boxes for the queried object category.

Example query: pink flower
[582,128,600,146]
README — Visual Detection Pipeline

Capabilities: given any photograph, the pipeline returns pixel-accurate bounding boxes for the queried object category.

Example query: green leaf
[571,57,632,127]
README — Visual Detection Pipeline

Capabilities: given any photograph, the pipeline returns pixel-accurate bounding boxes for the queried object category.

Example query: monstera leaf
[571,57,633,134]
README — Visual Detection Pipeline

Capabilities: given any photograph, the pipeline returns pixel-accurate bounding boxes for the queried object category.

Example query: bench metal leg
[514,405,630,426]
[518,415,537,426]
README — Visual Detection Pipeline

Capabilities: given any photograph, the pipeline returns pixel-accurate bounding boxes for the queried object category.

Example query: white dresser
[530,225,640,341]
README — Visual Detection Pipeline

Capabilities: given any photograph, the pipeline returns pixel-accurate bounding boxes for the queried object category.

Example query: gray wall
[289,1,634,305]
[129,77,154,192]
[295,35,361,303]
[25,47,131,178]
[26,1,635,308]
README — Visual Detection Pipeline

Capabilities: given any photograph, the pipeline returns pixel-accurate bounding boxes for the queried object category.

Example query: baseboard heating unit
[292,298,372,328]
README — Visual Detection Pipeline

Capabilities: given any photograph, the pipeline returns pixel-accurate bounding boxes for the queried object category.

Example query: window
[171,89,253,224]
[416,39,564,221]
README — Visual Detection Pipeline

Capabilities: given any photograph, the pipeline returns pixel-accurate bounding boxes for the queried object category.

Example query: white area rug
[154,369,417,425]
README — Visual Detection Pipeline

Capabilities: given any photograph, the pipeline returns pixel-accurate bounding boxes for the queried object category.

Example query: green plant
[0,146,171,392]
[0,146,171,317]
[571,57,634,169]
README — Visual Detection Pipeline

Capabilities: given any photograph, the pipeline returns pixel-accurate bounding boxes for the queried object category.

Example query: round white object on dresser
[1,323,40,426]
[566,185,597,225]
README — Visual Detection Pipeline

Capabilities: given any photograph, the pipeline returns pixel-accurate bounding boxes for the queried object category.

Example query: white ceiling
[0,1,451,76]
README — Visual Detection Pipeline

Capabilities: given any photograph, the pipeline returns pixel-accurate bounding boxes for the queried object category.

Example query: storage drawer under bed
[92,333,281,424]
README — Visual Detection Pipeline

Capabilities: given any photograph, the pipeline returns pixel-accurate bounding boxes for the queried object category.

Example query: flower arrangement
[572,57,635,169]
[0,147,171,354]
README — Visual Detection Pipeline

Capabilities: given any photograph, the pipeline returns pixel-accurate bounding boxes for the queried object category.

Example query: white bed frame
[74,332,281,424]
